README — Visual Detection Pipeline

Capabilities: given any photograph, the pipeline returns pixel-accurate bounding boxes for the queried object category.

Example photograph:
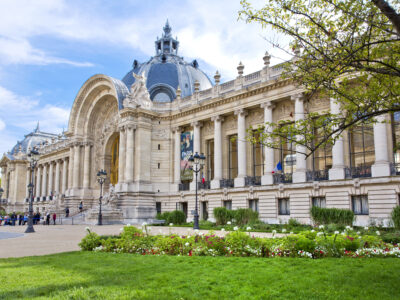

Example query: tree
[239,0,400,157]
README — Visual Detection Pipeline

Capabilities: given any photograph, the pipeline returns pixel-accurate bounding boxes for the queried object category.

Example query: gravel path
[0,224,283,258]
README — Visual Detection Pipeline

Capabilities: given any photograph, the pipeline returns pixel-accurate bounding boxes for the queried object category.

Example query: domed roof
[122,21,213,102]
[7,123,59,160]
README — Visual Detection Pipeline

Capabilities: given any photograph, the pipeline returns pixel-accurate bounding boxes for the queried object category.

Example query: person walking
[52,213,56,225]
[46,212,50,225]
[18,214,23,226]
[65,207,70,218]
[23,213,28,225]
[11,212,16,226]
[79,201,83,213]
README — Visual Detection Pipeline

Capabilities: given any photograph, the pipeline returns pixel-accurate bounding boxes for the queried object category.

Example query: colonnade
[117,125,136,183]
[173,93,393,189]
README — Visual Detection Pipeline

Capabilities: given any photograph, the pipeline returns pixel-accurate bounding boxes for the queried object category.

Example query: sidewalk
[0,224,281,258]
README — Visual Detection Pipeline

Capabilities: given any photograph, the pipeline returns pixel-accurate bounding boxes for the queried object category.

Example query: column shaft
[174,129,181,183]
[48,162,54,198]
[118,128,126,183]
[25,168,30,199]
[372,114,391,177]
[329,98,346,180]
[62,159,68,194]
[234,109,247,187]
[55,160,60,195]
[42,164,47,198]
[125,127,135,182]
[68,147,74,189]
[73,145,81,188]
[35,166,41,198]
[293,94,307,183]
[261,102,275,185]
[213,117,223,180]
[83,144,91,188]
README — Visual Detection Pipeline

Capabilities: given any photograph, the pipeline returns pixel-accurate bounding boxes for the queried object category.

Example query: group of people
[0,211,57,226]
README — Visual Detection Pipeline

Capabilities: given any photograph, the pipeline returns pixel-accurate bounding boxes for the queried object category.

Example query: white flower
[282,229,287,233]
[317,232,323,237]
[311,230,315,233]
[233,226,238,231]
[318,225,324,229]
[272,230,277,234]
[185,242,190,247]
[290,232,294,235]
[345,226,352,230]
[142,222,148,226]
[364,226,369,230]
[120,228,123,231]
[246,226,252,231]
[376,231,380,236]
[126,223,131,226]
[221,228,225,232]
[194,229,199,233]
[169,223,173,226]
[357,231,361,235]
[334,231,339,235]
[85,227,90,231]
[227,221,232,225]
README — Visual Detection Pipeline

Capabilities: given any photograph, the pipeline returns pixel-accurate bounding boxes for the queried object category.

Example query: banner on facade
[180,131,193,181]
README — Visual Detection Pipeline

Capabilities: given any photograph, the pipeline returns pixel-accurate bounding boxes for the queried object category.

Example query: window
[158,144,161,150]
[278,198,290,215]
[207,139,214,180]
[392,112,400,172]
[312,196,326,208]
[349,123,375,167]
[280,124,296,174]
[158,163,160,169]
[156,202,161,214]
[352,195,369,215]
[228,135,238,179]
[223,200,232,210]
[201,201,208,221]
[249,199,259,212]
[312,125,332,171]
[252,132,264,177]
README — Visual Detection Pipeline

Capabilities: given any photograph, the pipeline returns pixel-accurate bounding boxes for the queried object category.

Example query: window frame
[351,195,369,215]
[278,198,290,215]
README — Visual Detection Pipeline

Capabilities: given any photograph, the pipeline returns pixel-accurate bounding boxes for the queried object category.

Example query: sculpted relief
[123,73,152,110]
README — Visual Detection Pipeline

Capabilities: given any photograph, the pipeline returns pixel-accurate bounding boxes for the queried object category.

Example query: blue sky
[0,0,290,155]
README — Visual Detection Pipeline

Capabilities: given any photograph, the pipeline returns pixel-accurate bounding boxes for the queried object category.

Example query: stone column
[68,147,74,189]
[173,127,181,184]
[329,98,346,180]
[25,168,30,199]
[292,94,307,183]
[55,160,60,196]
[83,143,91,188]
[125,125,135,183]
[211,115,224,189]
[73,144,81,188]
[62,158,68,194]
[190,121,202,190]
[118,127,126,183]
[35,165,41,199]
[42,164,47,200]
[234,109,248,187]
[261,102,275,185]
[372,114,391,177]
[48,162,54,199]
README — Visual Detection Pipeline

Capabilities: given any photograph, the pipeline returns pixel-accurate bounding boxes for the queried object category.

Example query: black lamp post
[26,148,40,233]
[0,188,3,205]
[188,152,206,230]
[96,169,107,226]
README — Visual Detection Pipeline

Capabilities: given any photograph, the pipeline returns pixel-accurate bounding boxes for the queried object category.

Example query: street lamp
[0,188,3,204]
[96,169,107,226]
[26,148,40,233]
[188,152,206,230]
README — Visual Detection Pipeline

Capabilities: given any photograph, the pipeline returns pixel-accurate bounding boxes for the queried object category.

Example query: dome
[8,123,59,159]
[122,21,213,103]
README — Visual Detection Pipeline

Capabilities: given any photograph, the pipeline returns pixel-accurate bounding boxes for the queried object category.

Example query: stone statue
[122,73,152,109]
[104,184,118,209]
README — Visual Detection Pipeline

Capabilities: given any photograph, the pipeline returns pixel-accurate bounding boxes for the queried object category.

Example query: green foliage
[0,210,5,216]
[288,218,301,227]
[391,206,400,229]
[157,212,170,222]
[168,210,186,225]
[311,206,354,226]
[213,207,234,225]
[120,225,143,240]
[381,231,400,244]
[79,230,101,251]
[234,208,259,226]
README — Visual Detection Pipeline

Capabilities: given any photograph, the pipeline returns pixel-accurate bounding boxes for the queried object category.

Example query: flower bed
[79,224,400,259]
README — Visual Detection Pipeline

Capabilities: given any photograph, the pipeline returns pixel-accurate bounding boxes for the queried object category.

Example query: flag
[272,161,282,173]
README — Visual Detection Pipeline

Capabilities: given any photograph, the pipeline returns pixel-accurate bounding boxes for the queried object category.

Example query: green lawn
[1,252,400,299]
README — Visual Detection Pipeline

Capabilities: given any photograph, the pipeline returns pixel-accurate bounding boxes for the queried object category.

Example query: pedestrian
[11,212,16,226]
[46,212,50,225]
[65,207,69,218]
[23,214,28,225]
[52,213,56,225]
[79,201,83,213]
[18,214,23,226]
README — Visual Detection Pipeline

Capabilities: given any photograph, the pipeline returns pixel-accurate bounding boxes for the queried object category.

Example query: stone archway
[103,132,120,190]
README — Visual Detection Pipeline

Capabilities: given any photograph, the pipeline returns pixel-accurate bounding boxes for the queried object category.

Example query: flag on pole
[272,161,282,173]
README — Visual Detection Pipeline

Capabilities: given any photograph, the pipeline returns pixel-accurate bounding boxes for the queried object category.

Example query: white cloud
[0,86,69,155]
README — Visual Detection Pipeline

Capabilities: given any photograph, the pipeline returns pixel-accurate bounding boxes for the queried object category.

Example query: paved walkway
[0,225,281,258]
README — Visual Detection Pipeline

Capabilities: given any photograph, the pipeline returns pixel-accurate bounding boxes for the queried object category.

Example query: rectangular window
[352,195,369,215]
[349,123,375,167]
[278,198,290,215]
[392,112,400,173]
[313,124,332,171]
[228,135,238,179]
[201,201,208,221]
[249,199,259,212]
[312,196,326,208]
[156,202,162,214]
[207,139,214,180]
[223,200,232,210]
[280,123,296,174]
[252,132,264,177]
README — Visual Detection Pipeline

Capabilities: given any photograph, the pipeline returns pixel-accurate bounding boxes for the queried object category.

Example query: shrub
[213,207,234,225]
[391,206,400,229]
[120,225,143,240]
[234,208,259,226]
[79,229,101,251]
[311,206,354,226]
[381,231,400,244]
[168,210,186,225]
[157,212,171,222]
[288,218,301,227]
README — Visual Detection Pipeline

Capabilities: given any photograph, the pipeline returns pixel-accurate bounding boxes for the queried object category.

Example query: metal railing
[220,179,234,188]
[245,176,261,186]
[306,169,329,181]
[390,163,400,175]
[273,173,293,184]
[345,165,372,178]
[198,181,210,190]
[178,183,190,191]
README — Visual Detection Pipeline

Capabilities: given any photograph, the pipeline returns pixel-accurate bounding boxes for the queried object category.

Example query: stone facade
[1,24,400,226]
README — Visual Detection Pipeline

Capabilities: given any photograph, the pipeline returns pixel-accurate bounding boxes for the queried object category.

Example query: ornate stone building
[1,22,400,225]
